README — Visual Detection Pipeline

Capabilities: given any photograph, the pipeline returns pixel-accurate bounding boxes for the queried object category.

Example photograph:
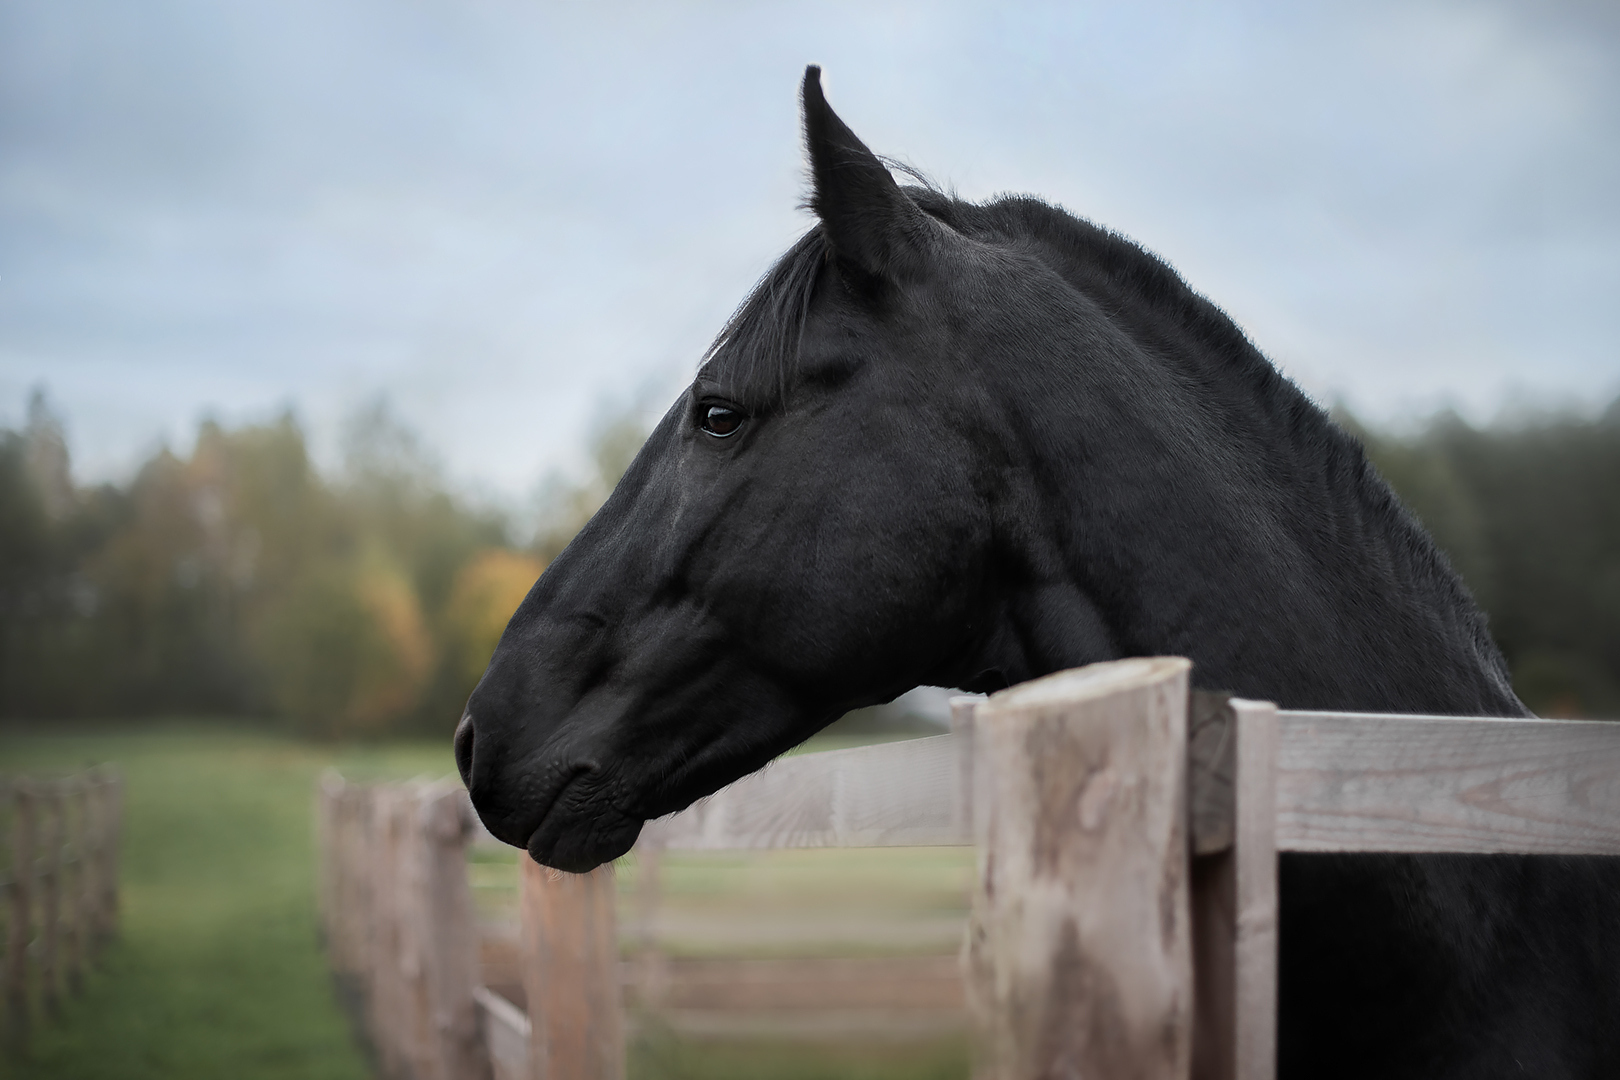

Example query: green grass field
[0,724,453,1080]
[0,724,972,1080]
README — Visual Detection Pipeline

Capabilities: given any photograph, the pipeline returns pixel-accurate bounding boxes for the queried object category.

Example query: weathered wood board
[965,657,1195,1080]
[1274,711,1620,855]
[520,859,622,1080]
[639,733,968,851]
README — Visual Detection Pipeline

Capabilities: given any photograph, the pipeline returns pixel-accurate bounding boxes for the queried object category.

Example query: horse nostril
[454,713,476,787]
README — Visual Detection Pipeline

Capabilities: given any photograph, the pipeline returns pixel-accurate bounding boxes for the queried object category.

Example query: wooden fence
[317,776,487,1080]
[317,656,1620,1080]
[2,768,124,1052]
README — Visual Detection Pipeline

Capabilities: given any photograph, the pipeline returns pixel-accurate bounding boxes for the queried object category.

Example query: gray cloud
[1,0,1616,493]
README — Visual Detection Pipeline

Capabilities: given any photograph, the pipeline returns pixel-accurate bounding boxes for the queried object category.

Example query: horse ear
[801,66,927,283]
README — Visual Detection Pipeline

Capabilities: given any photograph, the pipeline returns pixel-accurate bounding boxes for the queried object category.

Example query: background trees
[2,392,1616,731]
[1356,400,1620,717]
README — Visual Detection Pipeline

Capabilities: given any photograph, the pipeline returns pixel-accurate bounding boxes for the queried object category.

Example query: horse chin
[524,801,644,873]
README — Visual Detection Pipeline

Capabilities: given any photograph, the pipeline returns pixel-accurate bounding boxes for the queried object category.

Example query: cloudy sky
[2,1,1616,496]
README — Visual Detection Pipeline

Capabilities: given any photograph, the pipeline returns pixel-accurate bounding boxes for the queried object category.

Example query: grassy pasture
[0,724,449,1080]
[0,725,971,1080]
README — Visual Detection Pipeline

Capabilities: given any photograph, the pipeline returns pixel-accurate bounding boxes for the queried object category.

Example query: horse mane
[698,183,1510,694]
[702,181,1295,417]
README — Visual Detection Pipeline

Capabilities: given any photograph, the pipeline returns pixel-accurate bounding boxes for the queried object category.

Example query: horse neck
[1011,357,1525,716]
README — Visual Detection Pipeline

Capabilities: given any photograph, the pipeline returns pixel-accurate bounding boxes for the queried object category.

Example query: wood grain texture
[5,784,35,1049]
[474,986,531,1080]
[37,786,61,1017]
[1230,701,1278,1080]
[641,733,968,851]
[520,859,623,1080]
[415,784,491,1080]
[1188,691,1235,857]
[1274,711,1620,854]
[965,657,1195,1080]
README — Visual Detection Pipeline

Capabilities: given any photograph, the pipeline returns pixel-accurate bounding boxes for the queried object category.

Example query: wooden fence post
[396,782,436,1080]
[1189,698,1278,1080]
[331,782,361,983]
[369,785,413,1080]
[965,657,1194,1080]
[38,784,62,1017]
[83,775,104,948]
[5,783,35,1049]
[520,858,623,1080]
[99,770,123,941]
[316,773,339,960]
[65,778,88,994]
[415,785,490,1080]
[632,837,667,1013]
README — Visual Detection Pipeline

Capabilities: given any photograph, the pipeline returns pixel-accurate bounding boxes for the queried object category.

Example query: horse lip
[520,766,593,853]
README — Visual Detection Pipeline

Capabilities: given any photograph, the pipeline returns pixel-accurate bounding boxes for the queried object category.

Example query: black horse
[457,68,1618,1078]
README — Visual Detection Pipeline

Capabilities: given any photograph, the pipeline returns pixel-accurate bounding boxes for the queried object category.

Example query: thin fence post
[99,771,123,942]
[83,775,104,950]
[369,785,409,1080]
[347,785,372,987]
[417,785,490,1080]
[520,858,623,1080]
[37,784,62,1018]
[632,837,666,1013]
[315,773,338,959]
[397,783,436,1080]
[5,783,35,1050]
[965,657,1195,1080]
[1190,699,1278,1080]
[65,779,88,994]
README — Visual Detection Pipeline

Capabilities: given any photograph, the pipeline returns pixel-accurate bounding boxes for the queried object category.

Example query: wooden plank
[474,985,531,1080]
[1188,692,1235,856]
[396,783,438,1080]
[416,783,491,1080]
[37,785,62,1017]
[99,770,123,941]
[950,696,979,844]
[1274,711,1620,854]
[965,657,1194,1080]
[634,702,1234,855]
[520,859,623,1080]
[65,779,88,993]
[5,784,34,1049]
[335,783,366,981]
[315,772,340,969]
[652,955,965,1012]
[1190,699,1280,1080]
[641,733,968,851]
[1228,701,1278,1080]
[630,836,668,1012]
[369,786,410,1080]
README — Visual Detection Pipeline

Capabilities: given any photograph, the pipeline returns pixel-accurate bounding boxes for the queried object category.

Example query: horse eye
[700,405,744,438]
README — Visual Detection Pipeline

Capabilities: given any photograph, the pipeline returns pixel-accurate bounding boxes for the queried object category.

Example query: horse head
[455,66,1519,872]
[455,67,1118,870]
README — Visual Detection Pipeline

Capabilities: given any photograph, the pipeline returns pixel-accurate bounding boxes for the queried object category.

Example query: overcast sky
[2,0,1616,497]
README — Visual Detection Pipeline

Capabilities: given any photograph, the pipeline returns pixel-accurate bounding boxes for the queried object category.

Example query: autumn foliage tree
[3,390,1614,729]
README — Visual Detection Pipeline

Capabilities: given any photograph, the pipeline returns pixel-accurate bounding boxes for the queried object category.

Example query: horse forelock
[699,228,828,410]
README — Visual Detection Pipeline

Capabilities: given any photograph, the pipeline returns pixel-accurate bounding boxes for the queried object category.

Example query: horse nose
[454,712,476,788]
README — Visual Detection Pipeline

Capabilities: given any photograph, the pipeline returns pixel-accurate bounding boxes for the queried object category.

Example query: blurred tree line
[0,392,639,736]
[1351,397,1620,718]
[1,390,1616,732]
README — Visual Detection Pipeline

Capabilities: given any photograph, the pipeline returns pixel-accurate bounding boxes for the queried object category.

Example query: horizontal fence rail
[618,707,1620,859]
[638,732,969,851]
[336,659,1620,1080]
[1,768,124,1053]
[1274,711,1620,855]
